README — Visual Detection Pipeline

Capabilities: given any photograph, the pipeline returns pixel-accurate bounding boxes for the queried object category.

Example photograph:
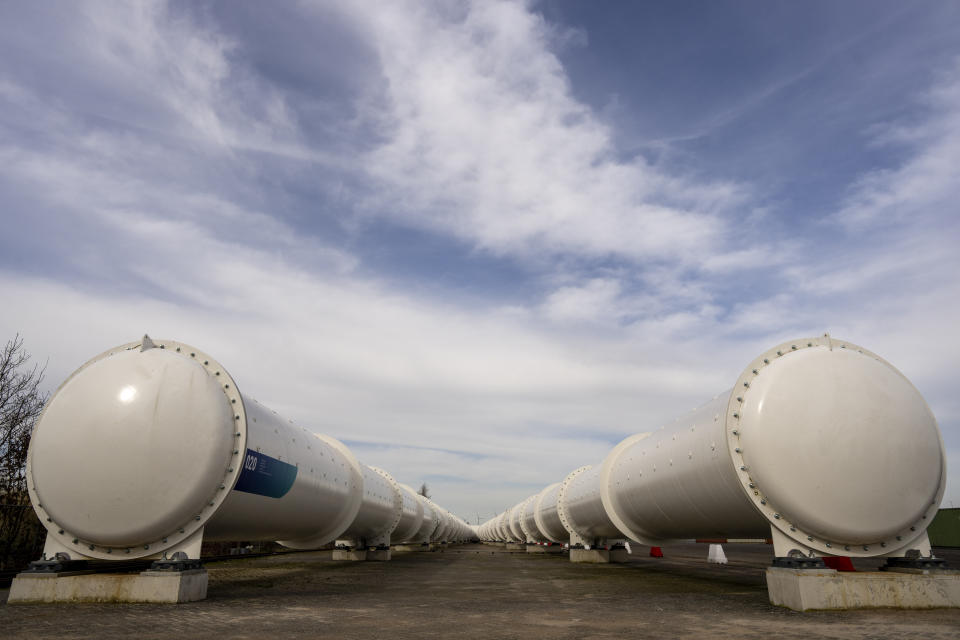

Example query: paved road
[2,543,958,639]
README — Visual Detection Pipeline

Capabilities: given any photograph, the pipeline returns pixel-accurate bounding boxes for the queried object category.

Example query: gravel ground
[2,543,958,639]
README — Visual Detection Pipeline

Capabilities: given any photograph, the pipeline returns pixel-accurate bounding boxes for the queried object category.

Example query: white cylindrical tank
[334,466,401,549]
[595,393,767,546]
[532,482,568,543]
[557,465,624,545]
[453,516,470,541]
[506,508,522,542]
[480,519,493,541]
[496,511,512,541]
[483,336,946,559]
[26,337,466,560]
[410,495,438,543]
[519,495,543,543]
[597,336,945,557]
[429,501,453,542]
[392,484,426,544]
[508,503,525,542]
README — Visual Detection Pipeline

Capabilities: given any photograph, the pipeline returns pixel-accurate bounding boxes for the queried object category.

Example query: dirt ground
[2,543,959,639]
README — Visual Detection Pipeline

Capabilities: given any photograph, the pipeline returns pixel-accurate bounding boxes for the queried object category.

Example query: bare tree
[0,335,48,570]
[417,483,431,500]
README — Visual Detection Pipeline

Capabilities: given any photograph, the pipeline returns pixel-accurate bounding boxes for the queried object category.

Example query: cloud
[332,0,745,264]
[540,278,622,324]
[836,59,960,230]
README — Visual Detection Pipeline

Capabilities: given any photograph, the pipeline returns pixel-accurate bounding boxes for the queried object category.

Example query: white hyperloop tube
[25,336,467,561]
[532,482,567,543]
[392,484,426,544]
[428,501,464,542]
[518,495,543,543]
[479,518,494,541]
[496,511,513,542]
[508,503,525,542]
[411,496,438,543]
[594,336,946,557]
[430,502,451,542]
[481,336,946,559]
[439,507,454,542]
[557,465,624,546]
[333,465,403,549]
[507,506,524,542]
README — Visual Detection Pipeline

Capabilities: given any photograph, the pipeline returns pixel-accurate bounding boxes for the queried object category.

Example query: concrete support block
[526,544,564,554]
[766,567,960,611]
[7,569,207,604]
[332,549,368,561]
[505,542,526,551]
[609,548,628,563]
[570,548,628,564]
[365,549,391,562]
[571,548,608,563]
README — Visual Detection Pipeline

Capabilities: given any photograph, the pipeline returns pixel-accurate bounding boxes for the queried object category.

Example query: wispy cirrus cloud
[837,59,960,231]
[334,0,747,264]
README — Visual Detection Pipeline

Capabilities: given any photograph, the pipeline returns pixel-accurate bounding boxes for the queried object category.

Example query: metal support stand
[882,554,951,572]
[772,555,827,570]
[149,551,203,572]
[366,545,392,561]
[23,552,91,575]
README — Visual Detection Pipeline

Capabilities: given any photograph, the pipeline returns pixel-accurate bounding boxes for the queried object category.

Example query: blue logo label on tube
[234,449,297,498]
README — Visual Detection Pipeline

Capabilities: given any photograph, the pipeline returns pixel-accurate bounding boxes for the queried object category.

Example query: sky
[1,0,959,525]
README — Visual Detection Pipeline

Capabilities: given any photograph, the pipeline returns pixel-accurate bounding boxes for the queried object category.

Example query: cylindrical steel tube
[557,466,622,544]
[519,495,543,543]
[481,336,946,559]
[392,484,426,543]
[597,393,765,545]
[497,511,513,541]
[335,466,401,548]
[408,494,438,544]
[26,336,468,560]
[532,482,567,543]
[508,503,525,541]
[598,336,945,557]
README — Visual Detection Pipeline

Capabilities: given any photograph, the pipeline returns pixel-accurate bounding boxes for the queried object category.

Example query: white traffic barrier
[707,544,727,565]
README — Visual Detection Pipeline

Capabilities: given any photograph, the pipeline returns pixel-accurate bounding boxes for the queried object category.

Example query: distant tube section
[532,483,567,544]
